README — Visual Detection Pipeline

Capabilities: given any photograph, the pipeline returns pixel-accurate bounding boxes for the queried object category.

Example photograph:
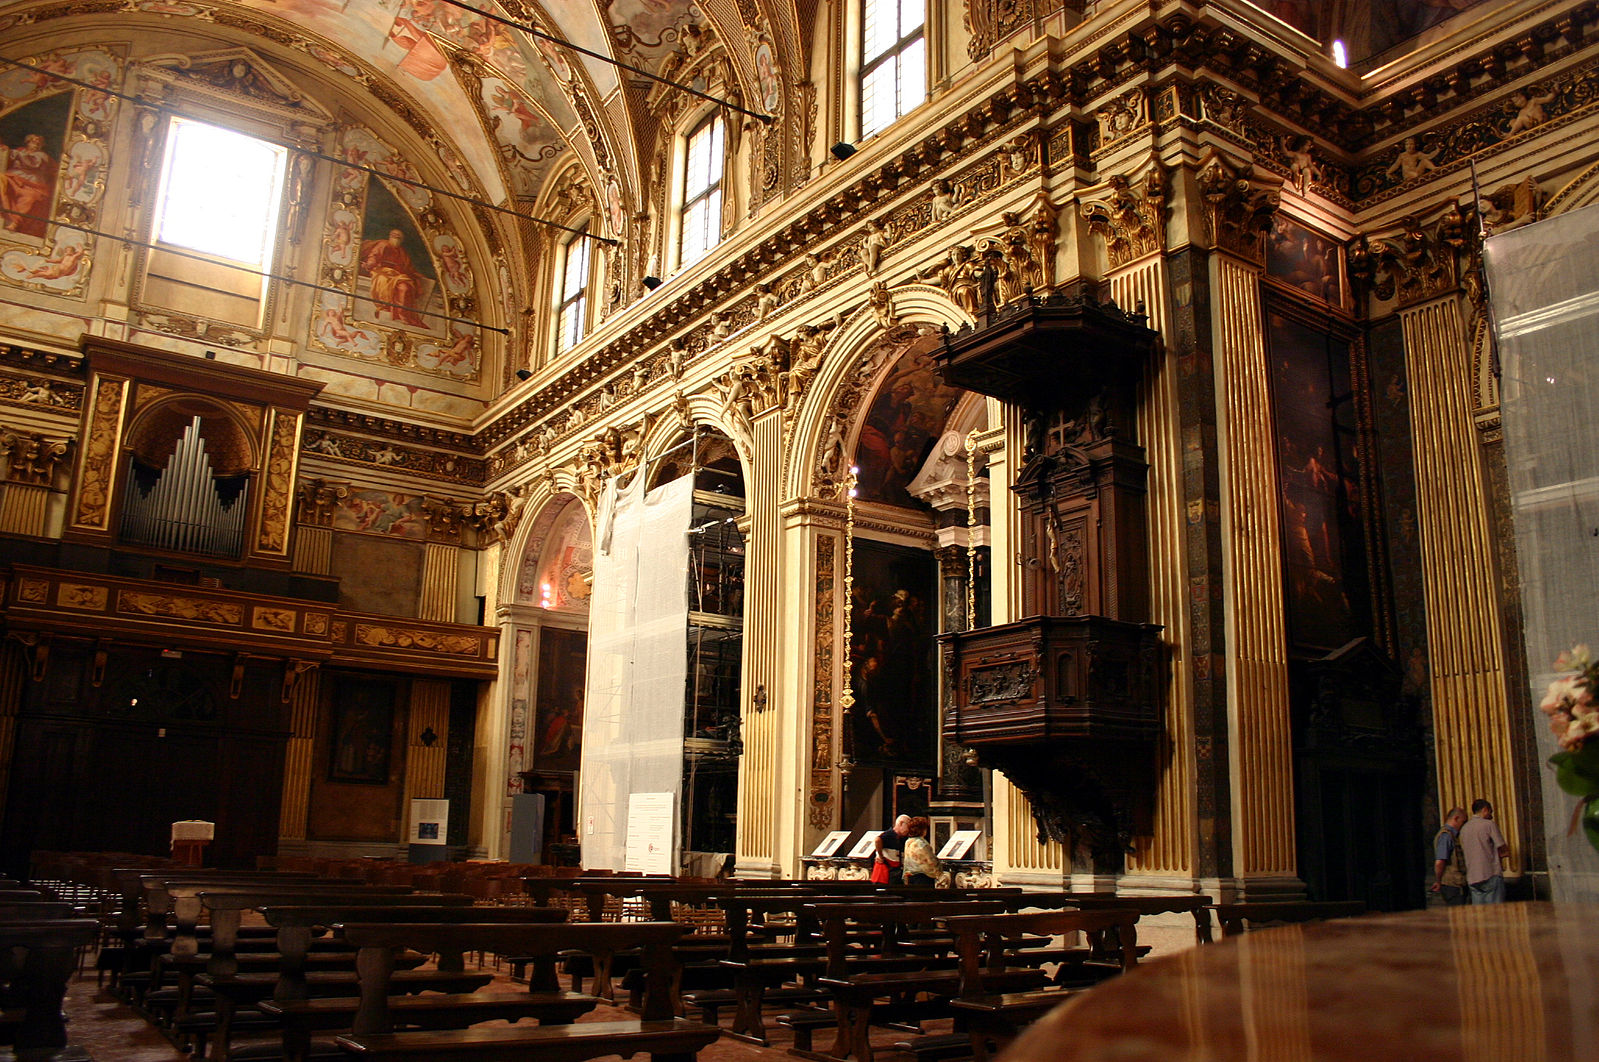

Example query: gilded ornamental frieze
[1,565,498,679]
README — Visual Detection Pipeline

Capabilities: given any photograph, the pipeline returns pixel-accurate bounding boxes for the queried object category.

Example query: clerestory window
[679,113,725,269]
[860,0,925,140]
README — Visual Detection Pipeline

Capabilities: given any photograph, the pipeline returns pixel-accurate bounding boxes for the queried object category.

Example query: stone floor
[58,921,1201,1061]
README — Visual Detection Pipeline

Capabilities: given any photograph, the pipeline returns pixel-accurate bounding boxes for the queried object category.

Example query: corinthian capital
[1195,147,1281,264]
[1078,154,1168,269]
[0,431,71,486]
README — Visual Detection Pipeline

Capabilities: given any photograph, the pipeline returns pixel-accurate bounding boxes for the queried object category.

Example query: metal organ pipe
[118,415,249,558]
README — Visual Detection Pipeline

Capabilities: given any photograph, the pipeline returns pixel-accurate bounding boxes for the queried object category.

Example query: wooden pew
[1210,900,1367,938]
[246,904,583,1062]
[167,888,466,1058]
[144,881,415,1025]
[0,918,99,1062]
[943,908,1141,1062]
[333,921,722,1062]
[807,900,1044,1062]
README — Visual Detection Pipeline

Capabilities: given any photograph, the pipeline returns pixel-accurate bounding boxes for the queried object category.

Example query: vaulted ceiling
[1,0,810,242]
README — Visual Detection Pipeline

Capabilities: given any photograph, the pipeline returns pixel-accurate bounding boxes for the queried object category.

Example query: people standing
[1459,798,1510,904]
[1430,806,1469,905]
[902,816,941,886]
[872,814,910,884]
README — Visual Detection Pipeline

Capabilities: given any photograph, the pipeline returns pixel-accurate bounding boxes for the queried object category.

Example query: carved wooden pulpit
[935,293,1164,874]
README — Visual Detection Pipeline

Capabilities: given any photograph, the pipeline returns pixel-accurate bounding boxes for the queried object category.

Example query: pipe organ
[119,415,249,558]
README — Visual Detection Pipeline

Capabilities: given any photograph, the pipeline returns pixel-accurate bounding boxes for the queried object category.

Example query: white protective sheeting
[579,471,694,870]
[1485,201,1599,901]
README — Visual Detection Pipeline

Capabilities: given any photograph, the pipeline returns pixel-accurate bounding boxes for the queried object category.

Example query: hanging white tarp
[1485,201,1599,901]
[579,471,693,870]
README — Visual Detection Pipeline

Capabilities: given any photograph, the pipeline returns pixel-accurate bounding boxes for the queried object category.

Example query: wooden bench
[333,921,721,1062]
[147,882,420,1036]
[943,908,1141,1062]
[1211,900,1367,938]
[806,900,1040,1062]
[0,918,99,1062]
[177,889,499,1059]
[249,904,587,1062]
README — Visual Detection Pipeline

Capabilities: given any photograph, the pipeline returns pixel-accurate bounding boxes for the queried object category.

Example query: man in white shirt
[1459,798,1510,903]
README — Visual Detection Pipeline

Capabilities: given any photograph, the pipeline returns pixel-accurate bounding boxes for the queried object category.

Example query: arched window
[555,226,591,353]
[679,113,725,268]
[860,0,926,140]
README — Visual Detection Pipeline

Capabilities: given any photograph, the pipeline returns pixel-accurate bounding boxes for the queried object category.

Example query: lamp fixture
[830,142,858,161]
[642,276,662,290]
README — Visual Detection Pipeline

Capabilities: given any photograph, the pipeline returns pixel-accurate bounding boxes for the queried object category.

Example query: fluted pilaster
[293,525,332,574]
[0,483,50,537]
[0,642,26,826]
[1213,253,1296,881]
[419,542,459,622]
[994,777,1064,876]
[736,409,784,875]
[404,679,451,804]
[1402,295,1519,868]
[1115,256,1196,877]
[277,668,321,842]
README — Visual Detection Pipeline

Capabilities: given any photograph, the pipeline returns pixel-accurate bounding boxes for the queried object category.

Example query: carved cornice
[1195,148,1281,265]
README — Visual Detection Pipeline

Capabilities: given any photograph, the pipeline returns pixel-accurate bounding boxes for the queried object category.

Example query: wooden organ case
[934,294,1164,874]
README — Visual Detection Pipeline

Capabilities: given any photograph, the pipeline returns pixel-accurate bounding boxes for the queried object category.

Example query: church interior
[4,0,1599,941]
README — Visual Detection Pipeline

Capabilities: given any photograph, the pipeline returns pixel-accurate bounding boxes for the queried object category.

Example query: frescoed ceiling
[0,0,807,237]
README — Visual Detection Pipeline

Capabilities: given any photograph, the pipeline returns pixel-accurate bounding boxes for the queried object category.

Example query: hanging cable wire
[0,53,615,245]
[434,0,775,125]
[0,208,508,334]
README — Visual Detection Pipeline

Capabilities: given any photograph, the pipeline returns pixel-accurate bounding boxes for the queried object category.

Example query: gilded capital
[296,478,348,526]
[1079,156,1168,268]
[0,430,71,487]
[1195,147,1281,264]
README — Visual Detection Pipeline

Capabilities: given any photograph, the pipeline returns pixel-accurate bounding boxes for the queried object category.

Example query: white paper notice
[625,792,675,874]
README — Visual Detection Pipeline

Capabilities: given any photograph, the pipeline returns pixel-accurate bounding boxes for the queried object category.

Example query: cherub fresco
[1,233,86,288]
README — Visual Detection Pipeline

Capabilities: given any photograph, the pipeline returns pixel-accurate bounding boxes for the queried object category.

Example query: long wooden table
[998,904,1596,1062]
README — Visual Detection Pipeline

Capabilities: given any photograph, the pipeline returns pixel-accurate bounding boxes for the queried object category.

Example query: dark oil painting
[847,539,936,769]
[533,626,587,772]
[1267,313,1372,653]
[328,678,396,784]
[852,343,963,509]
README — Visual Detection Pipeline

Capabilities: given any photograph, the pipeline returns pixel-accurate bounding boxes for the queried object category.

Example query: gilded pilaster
[1114,257,1196,877]
[277,668,321,842]
[292,480,344,575]
[0,642,26,825]
[419,498,467,624]
[66,374,128,535]
[404,679,451,806]
[1213,252,1297,883]
[0,431,70,537]
[736,408,785,876]
[1401,295,1520,868]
